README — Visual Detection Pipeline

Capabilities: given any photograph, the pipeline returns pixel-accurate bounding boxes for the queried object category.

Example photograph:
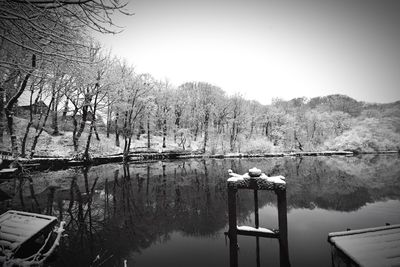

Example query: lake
[1,154,399,266]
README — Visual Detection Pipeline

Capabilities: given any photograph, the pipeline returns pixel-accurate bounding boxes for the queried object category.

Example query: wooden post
[277,189,290,267]
[254,189,259,228]
[228,186,238,267]
[253,189,260,267]
[227,168,289,267]
[254,189,261,267]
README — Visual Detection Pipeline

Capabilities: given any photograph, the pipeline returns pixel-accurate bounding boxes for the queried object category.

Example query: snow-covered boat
[0,210,65,266]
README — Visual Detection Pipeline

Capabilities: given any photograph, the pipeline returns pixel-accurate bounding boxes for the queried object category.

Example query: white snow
[237,225,274,234]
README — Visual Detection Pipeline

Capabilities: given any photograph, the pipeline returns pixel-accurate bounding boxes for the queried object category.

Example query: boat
[0,210,65,266]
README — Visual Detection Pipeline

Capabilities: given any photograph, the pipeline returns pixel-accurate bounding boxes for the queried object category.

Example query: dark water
[1,155,399,267]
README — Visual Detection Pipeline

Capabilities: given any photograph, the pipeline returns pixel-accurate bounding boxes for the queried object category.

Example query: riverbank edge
[1,150,399,172]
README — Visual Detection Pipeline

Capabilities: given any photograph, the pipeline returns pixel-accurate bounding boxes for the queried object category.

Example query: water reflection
[0,155,399,266]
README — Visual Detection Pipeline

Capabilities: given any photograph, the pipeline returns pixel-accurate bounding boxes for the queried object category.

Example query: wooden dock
[328,224,400,267]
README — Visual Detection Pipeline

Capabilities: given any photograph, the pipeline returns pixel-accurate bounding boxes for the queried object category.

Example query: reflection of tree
[278,156,400,211]
[12,175,41,213]
[49,160,262,265]
[315,187,371,211]
[59,166,102,265]
[0,156,399,265]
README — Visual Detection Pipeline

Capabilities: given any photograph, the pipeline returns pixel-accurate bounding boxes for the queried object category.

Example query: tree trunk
[87,105,100,141]
[128,136,132,154]
[83,120,94,161]
[5,109,18,157]
[123,136,130,162]
[115,112,119,147]
[137,118,144,140]
[0,59,19,144]
[216,121,222,134]
[203,110,209,153]
[193,122,199,141]
[294,130,303,151]
[106,101,111,138]
[123,136,132,162]
[311,121,317,139]
[162,117,167,148]
[76,92,92,139]
[48,73,61,136]
[0,86,4,145]
[230,119,237,152]
[72,109,79,152]
[147,114,151,149]
[84,92,99,161]
[62,99,68,122]
[93,124,100,141]
[174,109,181,143]
[123,137,128,157]
[30,97,54,158]
[52,94,59,135]
[5,55,36,158]
[20,88,33,157]
[249,119,255,139]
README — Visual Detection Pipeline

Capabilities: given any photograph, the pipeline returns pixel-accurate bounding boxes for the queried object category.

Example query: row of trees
[2,46,400,158]
[4,55,400,160]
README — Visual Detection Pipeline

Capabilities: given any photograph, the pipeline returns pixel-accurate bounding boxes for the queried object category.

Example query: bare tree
[4,55,36,157]
[121,74,152,160]
[0,0,131,67]
[229,94,246,152]
[155,80,173,149]
[111,62,153,160]
[82,53,117,160]
[20,73,45,157]
[0,0,131,157]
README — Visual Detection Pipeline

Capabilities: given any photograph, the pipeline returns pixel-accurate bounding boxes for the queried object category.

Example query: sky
[95,0,400,105]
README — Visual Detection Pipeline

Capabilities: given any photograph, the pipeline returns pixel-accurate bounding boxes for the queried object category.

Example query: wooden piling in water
[227,168,290,267]
[227,183,238,267]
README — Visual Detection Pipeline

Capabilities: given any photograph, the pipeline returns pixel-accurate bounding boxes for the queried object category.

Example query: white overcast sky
[94,0,400,104]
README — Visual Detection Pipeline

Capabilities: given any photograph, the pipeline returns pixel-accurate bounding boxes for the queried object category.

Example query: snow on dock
[328,224,400,267]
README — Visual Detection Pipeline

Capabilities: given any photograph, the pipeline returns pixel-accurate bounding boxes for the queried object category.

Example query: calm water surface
[1,155,399,267]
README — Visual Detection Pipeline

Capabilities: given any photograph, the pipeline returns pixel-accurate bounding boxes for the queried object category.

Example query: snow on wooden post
[227,168,290,267]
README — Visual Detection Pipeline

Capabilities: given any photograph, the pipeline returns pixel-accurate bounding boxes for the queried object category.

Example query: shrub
[240,137,278,154]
